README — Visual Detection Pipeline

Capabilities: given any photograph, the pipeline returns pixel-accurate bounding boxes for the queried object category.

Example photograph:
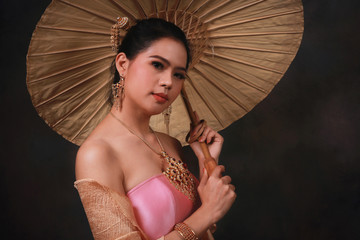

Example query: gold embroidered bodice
[161,151,197,202]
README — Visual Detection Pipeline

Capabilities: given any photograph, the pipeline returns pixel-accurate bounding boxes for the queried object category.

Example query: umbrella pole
[181,88,218,175]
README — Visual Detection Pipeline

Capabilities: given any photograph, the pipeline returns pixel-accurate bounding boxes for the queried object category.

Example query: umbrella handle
[181,88,218,239]
[200,142,217,175]
[181,88,218,175]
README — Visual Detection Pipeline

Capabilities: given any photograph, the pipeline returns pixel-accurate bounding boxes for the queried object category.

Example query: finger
[201,127,211,141]
[199,127,211,143]
[229,184,235,192]
[211,165,225,178]
[213,132,223,142]
[199,168,209,188]
[206,131,216,144]
[221,175,232,185]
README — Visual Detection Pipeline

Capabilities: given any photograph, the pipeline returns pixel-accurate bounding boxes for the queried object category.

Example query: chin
[141,105,165,117]
[149,108,166,116]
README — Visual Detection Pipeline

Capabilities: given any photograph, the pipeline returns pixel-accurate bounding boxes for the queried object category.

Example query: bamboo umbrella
[27,0,304,173]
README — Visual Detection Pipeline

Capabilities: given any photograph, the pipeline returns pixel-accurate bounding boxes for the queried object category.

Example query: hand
[189,112,223,162]
[197,165,236,225]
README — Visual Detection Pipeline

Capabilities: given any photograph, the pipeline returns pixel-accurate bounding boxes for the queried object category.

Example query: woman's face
[117,37,187,116]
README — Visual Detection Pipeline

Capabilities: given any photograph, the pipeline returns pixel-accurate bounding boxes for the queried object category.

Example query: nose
[159,72,172,89]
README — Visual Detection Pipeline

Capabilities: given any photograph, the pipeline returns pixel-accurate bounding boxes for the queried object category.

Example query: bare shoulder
[75,139,125,194]
[75,139,112,176]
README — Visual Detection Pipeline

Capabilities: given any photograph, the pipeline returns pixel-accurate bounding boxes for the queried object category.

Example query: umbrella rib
[181,12,186,30]
[212,44,294,54]
[208,9,303,30]
[52,79,109,128]
[176,11,189,27]
[186,76,226,127]
[199,58,268,93]
[192,67,250,112]
[198,0,230,19]
[174,10,178,25]
[71,97,109,142]
[209,30,303,38]
[164,0,170,21]
[203,51,283,74]
[190,18,201,39]
[186,15,193,36]
[34,65,111,108]
[191,0,211,15]
[183,0,195,13]
[37,24,109,35]
[152,0,158,17]
[109,0,138,21]
[133,0,147,19]
[204,0,265,23]
[173,0,181,11]
[59,0,116,23]
[28,53,114,84]
[29,44,110,56]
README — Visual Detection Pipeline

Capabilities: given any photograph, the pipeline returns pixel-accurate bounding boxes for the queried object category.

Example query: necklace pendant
[160,151,167,158]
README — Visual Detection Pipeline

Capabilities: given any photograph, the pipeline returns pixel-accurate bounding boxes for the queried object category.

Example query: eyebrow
[149,55,187,72]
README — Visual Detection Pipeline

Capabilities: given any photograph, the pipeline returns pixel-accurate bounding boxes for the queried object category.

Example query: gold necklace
[110,112,197,202]
[110,112,165,156]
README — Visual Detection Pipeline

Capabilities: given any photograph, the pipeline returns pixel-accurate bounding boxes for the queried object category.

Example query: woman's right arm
[75,141,149,240]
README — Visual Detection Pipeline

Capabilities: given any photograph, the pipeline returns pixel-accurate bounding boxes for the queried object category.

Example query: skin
[75,37,236,239]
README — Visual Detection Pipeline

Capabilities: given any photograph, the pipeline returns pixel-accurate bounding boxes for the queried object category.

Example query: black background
[1,0,359,239]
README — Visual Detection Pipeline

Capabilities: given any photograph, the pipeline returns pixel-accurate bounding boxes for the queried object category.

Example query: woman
[74,18,236,240]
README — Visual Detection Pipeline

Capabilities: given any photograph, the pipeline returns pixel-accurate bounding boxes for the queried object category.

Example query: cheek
[127,66,152,86]
[176,79,185,89]
[170,80,184,97]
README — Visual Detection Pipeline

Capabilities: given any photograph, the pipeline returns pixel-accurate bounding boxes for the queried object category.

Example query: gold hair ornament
[111,17,130,52]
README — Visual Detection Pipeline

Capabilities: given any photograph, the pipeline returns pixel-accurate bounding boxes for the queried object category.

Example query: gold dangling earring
[162,105,172,135]
[112,74,125,110]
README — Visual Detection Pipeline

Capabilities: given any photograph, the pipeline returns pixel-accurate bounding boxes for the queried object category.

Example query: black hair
[109,18,191,105]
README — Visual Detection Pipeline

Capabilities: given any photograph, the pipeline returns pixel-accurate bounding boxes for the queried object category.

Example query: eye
[152,61,164,70]
[174,72,186,80]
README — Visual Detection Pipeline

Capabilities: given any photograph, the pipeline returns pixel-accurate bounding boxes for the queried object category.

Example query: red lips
[152,93,169,103]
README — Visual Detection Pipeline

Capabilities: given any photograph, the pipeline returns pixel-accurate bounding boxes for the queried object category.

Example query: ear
[115,52,129,77]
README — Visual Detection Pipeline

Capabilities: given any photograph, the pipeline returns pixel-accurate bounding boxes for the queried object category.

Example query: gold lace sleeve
[74,179,149,240]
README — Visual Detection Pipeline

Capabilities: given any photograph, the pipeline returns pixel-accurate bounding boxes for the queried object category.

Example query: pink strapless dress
[127,173,196,240]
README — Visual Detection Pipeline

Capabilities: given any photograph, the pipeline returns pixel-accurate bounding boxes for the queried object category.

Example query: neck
[110,105,151,137]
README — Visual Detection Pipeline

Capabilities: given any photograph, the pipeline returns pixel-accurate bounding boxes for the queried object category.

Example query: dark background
[1,0,359,239]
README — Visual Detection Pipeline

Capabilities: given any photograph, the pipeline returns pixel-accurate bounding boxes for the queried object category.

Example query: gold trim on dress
[162,151,197,202]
